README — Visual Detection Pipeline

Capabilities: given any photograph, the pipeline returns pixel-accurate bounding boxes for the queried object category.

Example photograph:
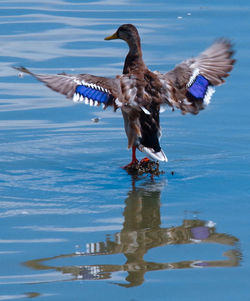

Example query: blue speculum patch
[188,75,209,99]
[75,85,110,104]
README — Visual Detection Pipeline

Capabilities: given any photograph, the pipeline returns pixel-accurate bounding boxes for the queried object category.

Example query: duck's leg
[122,146,138,169]
[131,145,137,163]
[140,157,150,163]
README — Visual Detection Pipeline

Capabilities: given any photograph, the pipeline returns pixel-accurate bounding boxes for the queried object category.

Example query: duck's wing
[13,66,121,109]
[160,39,235,114]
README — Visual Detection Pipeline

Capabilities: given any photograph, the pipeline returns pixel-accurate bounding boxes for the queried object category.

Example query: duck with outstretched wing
[14,24,235,167]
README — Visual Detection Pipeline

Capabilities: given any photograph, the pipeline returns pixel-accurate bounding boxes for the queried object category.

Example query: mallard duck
[14,24,235,166]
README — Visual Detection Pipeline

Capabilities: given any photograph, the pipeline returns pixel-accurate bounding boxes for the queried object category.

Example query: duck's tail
[138,144,168,162]
[138,106,168,162]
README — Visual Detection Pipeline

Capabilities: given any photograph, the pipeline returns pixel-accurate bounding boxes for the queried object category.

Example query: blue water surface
[0,0,249,300]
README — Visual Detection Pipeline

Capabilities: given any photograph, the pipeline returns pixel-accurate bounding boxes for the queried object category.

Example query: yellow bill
[104,32,119,40]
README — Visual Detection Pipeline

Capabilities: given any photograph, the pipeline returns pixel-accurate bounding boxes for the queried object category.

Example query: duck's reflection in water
[25,179,241,287]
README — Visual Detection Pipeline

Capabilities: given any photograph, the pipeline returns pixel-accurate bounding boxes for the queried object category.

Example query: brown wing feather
[161,39,235,114]
[191,39,235,85]
[13,66,120,107]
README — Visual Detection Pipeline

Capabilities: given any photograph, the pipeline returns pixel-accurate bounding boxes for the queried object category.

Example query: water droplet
[91,117,101,123]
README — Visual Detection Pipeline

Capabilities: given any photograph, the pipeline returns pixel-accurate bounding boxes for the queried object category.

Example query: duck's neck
[123,38,146,74]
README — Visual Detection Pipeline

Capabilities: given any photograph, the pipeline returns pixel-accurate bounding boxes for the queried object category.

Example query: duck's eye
[118,27,126,34]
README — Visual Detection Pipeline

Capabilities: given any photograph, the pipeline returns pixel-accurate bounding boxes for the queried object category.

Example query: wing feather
[162,39,235,114]
[13,66,121,108]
